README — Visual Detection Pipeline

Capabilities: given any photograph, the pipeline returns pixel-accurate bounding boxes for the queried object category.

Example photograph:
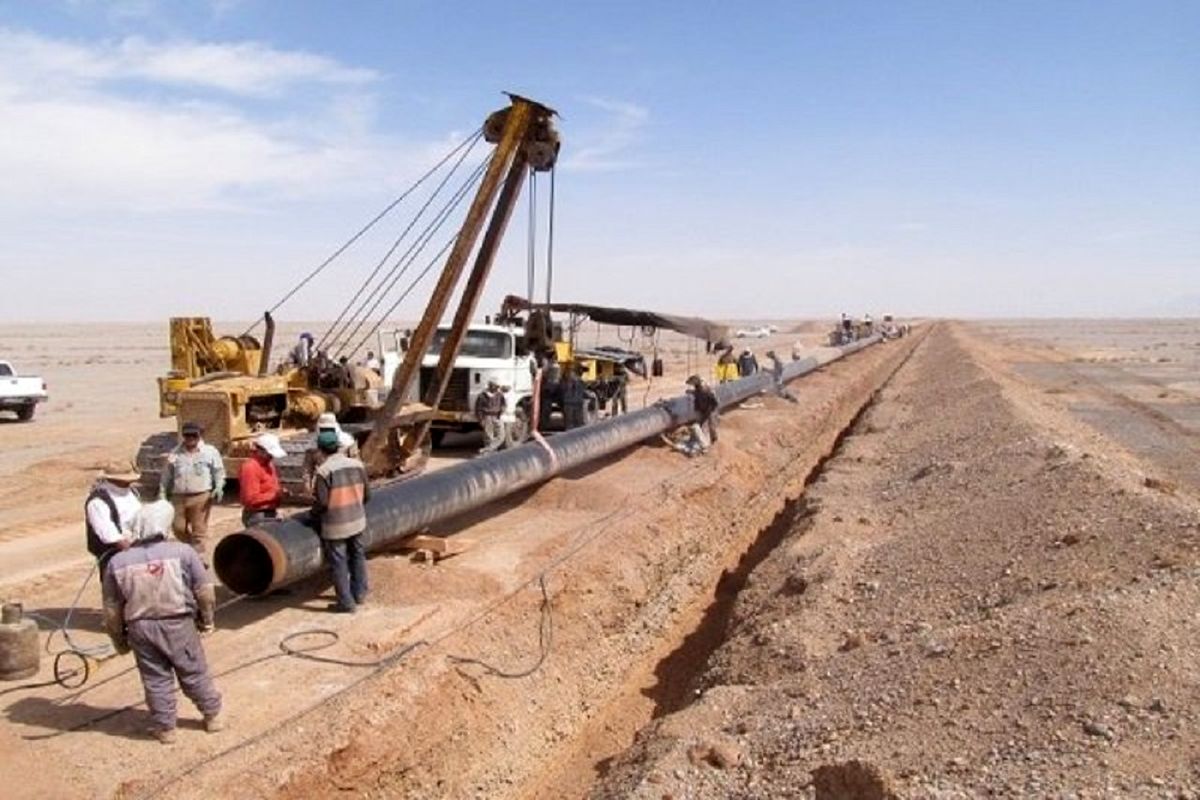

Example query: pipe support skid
[214,335,883,595]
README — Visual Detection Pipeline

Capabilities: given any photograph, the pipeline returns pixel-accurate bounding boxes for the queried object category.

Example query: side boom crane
[360,94,559,476]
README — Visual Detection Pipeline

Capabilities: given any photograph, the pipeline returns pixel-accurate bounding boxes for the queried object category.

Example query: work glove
[198,622,215,637]
[110,633,131,656]
[211,487,223,504]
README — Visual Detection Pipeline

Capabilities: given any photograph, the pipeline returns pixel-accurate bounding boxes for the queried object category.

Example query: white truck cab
[377,323,535,445]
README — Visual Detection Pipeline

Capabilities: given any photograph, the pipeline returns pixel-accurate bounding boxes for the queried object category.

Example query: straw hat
[99,459,141,483]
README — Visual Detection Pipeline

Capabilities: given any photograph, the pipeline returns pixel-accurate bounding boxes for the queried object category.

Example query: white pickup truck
[0,360,48,422]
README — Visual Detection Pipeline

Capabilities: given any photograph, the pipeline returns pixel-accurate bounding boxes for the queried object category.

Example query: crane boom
[361,94,559,475]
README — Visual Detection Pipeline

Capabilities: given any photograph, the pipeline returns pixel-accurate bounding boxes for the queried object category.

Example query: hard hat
[316,412,339,430]
[254,433,287,459]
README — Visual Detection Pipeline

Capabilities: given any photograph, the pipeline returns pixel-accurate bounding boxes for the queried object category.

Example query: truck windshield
[427,330,512,359]
[0,363,11,377]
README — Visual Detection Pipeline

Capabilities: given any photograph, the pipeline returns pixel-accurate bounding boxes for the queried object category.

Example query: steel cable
[530,167,540,302]
[545,165,556,304]
[317,130,485,353]
[343,234,459,360]
[241,128,483,336]
[333,155,491,359]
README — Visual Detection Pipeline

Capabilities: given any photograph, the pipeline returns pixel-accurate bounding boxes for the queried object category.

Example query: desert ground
[2,318,1199,799]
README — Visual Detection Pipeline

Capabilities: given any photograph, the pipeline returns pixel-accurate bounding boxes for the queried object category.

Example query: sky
[0,0,1197,325]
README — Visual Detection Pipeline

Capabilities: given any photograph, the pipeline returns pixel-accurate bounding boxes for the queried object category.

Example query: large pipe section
[214,335,883,595]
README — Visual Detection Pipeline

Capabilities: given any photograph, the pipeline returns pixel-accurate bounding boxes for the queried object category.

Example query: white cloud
[562,96,649,172]
[0,28,463,213]
[0,28,377,97]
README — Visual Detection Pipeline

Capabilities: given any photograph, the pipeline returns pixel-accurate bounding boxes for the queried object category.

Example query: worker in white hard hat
[238,433,287,527]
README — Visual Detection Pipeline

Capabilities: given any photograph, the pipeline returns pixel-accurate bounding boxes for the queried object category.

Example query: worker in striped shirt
[311,429,371,613]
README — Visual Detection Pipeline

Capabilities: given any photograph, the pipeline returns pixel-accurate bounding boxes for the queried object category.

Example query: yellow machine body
[157,317,265,417]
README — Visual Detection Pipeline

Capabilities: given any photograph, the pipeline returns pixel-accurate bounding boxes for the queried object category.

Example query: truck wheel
[16,404,34,422]
[429,429,446,449]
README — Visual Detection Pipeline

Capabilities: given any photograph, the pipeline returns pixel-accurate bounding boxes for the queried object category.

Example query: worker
[363,351,381,374]
[290,332,315,366]
[311,429,371,613]
[840,313,853,344]
[102,500,222,745]
[737,348,759,377]
[238,433,286,526]
[560,367,587,430]
[610,364,629,416]
[683,375,720,455]
[159,422,225,568]
[85,459,143,564]
[475,379,507,454]
[715,345,738,383]
[764,350,799,403]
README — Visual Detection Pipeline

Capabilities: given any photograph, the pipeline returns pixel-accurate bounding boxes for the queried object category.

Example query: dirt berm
[147,331,920,799]
[589,324,1200,799]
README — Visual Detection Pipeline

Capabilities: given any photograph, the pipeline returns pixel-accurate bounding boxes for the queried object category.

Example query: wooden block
[399,534,474,559]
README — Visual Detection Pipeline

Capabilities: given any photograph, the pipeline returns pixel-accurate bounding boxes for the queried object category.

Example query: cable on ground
[445,574,552,680]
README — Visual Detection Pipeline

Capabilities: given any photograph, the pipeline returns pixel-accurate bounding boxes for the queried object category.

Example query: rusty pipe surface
[214,336,882,595]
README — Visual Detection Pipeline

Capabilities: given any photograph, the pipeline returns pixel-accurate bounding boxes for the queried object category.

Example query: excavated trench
[643,392,887,723]
[522,331,927,799]
[646,332,926,719]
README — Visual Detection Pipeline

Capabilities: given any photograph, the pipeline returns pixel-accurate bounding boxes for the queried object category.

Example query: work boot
[204,711,225,733]
[154,728,177,745]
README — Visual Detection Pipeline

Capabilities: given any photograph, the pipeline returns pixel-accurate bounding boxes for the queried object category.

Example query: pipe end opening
[214,533,275,595]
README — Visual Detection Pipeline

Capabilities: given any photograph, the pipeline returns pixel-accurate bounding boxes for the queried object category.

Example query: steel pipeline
[214,335,883,595]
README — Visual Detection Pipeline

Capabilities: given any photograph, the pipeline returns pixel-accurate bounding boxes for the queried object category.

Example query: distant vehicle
[0,360,48,422]
[735,325,774,339]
